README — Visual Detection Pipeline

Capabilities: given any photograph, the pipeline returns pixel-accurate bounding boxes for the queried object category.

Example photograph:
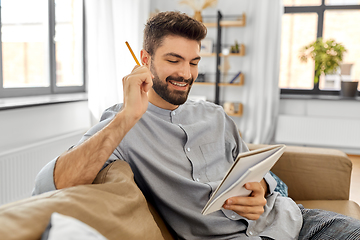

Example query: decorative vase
[340,81,359,98]
[193,11,203,22]
[224,102,235,114]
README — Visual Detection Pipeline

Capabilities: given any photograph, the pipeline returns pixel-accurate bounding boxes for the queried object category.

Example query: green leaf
[299,37,347,84]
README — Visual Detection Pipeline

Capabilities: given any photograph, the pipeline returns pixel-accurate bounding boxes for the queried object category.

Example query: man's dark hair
[143,11,207,56]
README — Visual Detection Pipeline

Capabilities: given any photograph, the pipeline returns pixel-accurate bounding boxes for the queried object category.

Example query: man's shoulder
[184,99,224,113]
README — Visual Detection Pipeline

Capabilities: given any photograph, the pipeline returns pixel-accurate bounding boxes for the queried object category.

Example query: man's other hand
[222,182,267,220]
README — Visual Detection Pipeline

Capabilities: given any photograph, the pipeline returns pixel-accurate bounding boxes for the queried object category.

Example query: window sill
[0,93,88,110]
[280,94,360,101]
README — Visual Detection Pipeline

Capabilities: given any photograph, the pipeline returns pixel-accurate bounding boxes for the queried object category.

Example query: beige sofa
[247,144,360,219]
[0,144,359,240]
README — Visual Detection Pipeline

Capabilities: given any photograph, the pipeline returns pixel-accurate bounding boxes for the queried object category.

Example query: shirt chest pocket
[199,141,233,182]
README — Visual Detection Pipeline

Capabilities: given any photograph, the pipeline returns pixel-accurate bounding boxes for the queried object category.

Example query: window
[280,0,360,95]
[0,0,84,98]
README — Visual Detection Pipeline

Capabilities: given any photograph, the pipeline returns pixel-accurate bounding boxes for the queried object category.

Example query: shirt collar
[147,101,186,116]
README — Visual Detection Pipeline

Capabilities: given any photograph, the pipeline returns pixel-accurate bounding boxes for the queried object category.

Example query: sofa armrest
[0,160,172,240]
[247,144,352,201]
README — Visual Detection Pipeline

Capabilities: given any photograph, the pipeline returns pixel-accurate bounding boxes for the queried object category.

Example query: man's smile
[166,76,193,91]
[169,80,188,87]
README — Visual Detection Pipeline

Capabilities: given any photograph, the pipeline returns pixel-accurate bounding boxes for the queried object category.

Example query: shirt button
[248,231,253,236]
[187,147,191,152]
[231,214,236,219]
[172,111,176,116]
[196,178,200,182]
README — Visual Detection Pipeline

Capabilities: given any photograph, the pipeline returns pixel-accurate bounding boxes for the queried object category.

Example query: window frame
[0,0,86,98]
[281,0,360,95]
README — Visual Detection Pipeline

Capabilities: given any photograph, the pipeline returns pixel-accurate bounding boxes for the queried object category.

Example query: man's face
[147,35,201,109]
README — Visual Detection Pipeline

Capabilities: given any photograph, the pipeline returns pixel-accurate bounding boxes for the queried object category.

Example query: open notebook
[202,144,286,215]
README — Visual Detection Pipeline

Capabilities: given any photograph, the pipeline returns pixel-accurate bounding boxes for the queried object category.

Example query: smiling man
[33,11,360,239]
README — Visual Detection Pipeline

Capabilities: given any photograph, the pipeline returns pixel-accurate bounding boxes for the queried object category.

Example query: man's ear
[140,49,151,66]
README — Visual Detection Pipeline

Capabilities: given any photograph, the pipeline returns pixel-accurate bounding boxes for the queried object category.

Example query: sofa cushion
[0,160,172,240]
[297,200,360,220]
[41,212,107,240]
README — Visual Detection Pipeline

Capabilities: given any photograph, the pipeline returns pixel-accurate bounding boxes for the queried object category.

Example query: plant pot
[340,81,359,98]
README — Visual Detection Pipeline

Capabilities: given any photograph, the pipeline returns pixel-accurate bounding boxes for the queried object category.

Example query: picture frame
[200,39,213,54]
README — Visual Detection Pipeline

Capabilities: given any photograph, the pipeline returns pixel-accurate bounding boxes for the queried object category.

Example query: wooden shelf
[203,13,246,28]
[200,44,245,57]
[194,73,244,86]
[225,103,243,117]
[193,82,215,86]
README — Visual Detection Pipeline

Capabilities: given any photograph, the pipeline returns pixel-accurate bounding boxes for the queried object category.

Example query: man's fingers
[245,182,265,196]
[132,65,141,71]
[224,195,267,207]
[123,67,153,88]
[222,182,267,220]
[223,204,265,217]
[128,65,149,76]
[223,196,266,221]
[142,75,153,93]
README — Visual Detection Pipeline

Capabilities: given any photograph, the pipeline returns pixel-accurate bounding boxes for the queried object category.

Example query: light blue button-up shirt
[33,100,302,239]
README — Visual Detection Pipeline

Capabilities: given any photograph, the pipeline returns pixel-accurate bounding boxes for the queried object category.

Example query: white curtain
[238,0,283,144]
[85,0,150,124]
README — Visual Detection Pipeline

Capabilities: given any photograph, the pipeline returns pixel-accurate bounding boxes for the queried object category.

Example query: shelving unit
[194,73,244,86]
[200,44,245,57]
[203,13,246,28]
[197,11,246,116]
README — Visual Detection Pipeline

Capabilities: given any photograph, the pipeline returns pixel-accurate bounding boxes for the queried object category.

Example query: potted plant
[299,38,357,97]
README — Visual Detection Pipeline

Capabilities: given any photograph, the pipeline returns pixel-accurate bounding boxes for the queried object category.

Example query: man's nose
[179,64,192,80]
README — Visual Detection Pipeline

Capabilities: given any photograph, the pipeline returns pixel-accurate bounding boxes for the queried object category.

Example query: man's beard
[150,63,194,106]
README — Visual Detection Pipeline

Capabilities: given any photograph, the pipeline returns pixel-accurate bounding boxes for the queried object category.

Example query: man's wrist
[119,106,143,125]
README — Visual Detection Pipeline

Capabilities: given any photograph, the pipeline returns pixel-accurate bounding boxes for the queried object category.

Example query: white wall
[275,98,360,154]
[0,101,91,204]
[0,101,91,154]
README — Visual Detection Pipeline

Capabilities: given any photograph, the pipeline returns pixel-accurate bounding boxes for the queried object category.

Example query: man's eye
[168,60,178,63]
[190,62,198,66]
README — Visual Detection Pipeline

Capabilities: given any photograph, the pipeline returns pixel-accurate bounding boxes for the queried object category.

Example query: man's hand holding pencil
[122,42,154,121]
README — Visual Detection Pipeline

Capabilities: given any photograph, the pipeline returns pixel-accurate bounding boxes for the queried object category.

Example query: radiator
[0,130,86,206]
[275,115,360,150]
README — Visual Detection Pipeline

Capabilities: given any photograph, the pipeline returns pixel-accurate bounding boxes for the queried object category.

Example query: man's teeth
[170,81,187,87]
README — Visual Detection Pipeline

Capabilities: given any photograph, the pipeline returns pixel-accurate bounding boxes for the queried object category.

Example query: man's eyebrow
[163,52,201,61]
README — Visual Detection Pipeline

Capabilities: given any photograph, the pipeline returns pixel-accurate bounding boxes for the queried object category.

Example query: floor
[349,155,360,205]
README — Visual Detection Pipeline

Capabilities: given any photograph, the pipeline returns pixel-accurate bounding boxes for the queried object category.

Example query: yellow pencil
[125,41,141,66]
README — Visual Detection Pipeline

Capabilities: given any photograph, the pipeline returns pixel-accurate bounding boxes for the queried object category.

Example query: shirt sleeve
[264,172,277,196]
[32,157,58,195]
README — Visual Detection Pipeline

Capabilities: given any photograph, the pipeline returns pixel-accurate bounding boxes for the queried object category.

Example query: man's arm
[54,65,153,189]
